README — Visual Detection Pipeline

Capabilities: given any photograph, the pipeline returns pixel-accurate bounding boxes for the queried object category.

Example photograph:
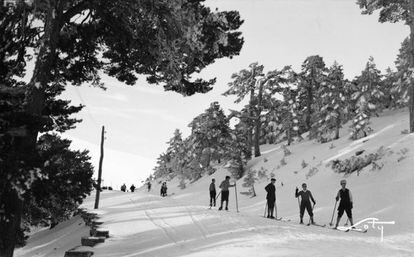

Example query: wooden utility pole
[94,126,105,209]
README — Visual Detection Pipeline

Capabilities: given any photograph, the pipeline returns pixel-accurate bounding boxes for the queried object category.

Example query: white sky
[60,0,408,189]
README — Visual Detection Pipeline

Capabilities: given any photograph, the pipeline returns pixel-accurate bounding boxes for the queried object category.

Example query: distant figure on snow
[130,184,136,193]
[161,182,168,197]
[218,176,235,211]
[265,178,276,219]
[295,183,316,224]
[209,178,216,207]
[147,181,152,192]
[335,179,354,228]
[120,183,126,192]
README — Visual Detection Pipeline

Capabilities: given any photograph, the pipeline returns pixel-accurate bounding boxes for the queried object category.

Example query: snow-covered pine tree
[297,55,328,136]
[165,129,186,177]
[260,67,292,144]
[224,121,252,179]
[350,57,383,140]
[223,63,265,157]
[224,64,290,157]
[187,102,231,178]
[25,134,94,232]
[312,62,348,142]
[242,169,258,197]
[392,38,412,108]
[280,87,301,145]
[357,0,414,133]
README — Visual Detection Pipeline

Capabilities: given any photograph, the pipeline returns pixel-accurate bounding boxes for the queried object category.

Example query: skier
[295,183,316,224]
[209,178,216,207]
[161,182,168,197]
[334,179,353,228]
[218,176,235,211]
[147,181,151,192]
[265,178,276,219]
[130,184,136,193]
[120,183,126,192]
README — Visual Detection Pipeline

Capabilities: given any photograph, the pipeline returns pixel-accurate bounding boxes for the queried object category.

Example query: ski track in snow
[323,124,395,164]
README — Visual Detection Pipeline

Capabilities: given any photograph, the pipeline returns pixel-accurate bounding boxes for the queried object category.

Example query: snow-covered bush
[330,147,387,174]
[242,169,258,197]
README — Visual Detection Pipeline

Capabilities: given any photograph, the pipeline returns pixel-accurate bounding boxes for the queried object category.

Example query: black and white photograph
[1,0,413,256]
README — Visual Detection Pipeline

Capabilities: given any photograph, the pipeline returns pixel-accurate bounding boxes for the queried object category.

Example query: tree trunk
[0,4,62,256]
[0,190,22,257]
[409,6,414,132]
[334,111,341,140]
[253,81,264,157]
[248,89,255,156]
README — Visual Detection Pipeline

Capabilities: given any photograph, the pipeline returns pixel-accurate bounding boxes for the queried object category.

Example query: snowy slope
[16,108,414,257]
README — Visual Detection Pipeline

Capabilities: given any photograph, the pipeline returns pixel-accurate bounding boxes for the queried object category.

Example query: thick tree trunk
[409,14,414,132]
[0,191,22,257]
[253,81,263,157]
[248,89,255,157]
[0,3,62,256]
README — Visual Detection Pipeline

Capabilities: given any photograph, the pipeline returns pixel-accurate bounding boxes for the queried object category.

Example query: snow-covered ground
[16,109,414,257]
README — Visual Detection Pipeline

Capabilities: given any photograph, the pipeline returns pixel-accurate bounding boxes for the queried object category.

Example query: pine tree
[392,38,411,108]
[297,55,327,136]
[312,62,348,142]
[224,64,290,155]
[223,62,265,157]
[186,102,231,179]
[280,87,301,145]
[350,57,383,140]
[242,169,257,197]
[357,0,414,132]
[224,122,251,179]
[17,134,93,245]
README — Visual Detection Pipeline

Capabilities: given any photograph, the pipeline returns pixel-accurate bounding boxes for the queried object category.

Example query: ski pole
[329,200,338,226]
[215,191,221,201]
[234,182,239,213]
[264,202,267,217]
[275,192,278,219]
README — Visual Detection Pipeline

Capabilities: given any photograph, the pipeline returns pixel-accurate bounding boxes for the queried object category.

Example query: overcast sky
[60,0,408,189]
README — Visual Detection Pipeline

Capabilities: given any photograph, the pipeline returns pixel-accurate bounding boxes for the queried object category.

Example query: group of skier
[120,183,136,192]
[210,177,354,229]
[209,176,235,210]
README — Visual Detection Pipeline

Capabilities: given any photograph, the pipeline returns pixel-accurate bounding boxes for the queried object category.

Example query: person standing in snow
[218,176,235,211]
[120,183,126,192]
[265,178,276,219]
[335,179,354,228]
[161,182,168,197]
[209,178,217,207]
[147,181,151,192]
[130,184,136,193]
[295,183,316,224]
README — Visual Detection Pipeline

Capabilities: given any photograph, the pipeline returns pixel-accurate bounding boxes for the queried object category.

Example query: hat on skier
[271,178,276,181]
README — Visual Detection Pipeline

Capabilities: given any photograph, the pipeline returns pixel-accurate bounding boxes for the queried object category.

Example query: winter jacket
[219,180,234,191]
